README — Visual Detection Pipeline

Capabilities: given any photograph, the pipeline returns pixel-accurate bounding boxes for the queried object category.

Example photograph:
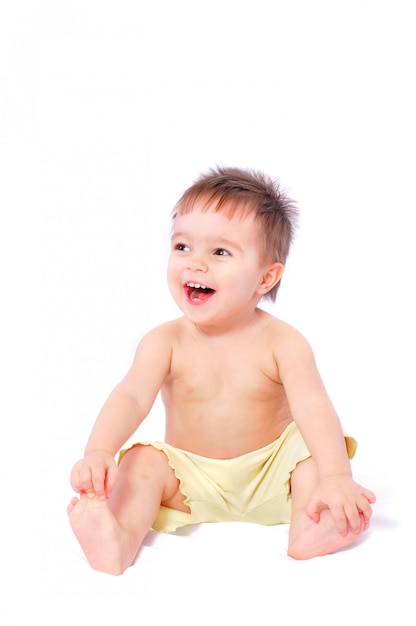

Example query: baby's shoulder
[141,317,187,346]
[131,319,185,366]
[260,309,304,338]
[259,310,313,354]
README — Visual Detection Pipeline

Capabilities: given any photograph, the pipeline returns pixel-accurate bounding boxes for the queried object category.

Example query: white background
[1,0,415,620]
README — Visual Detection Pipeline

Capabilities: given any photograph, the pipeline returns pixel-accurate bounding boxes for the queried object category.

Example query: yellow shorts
[118,422,357,533]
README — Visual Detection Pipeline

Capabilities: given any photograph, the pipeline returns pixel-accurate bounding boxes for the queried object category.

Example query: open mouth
[184,282,216,303]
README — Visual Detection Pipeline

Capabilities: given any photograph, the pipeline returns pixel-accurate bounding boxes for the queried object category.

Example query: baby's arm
[277,327,376,534]
[70,325,173,499]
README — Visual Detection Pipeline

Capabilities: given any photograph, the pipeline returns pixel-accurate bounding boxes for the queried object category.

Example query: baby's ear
[257,262,284,295]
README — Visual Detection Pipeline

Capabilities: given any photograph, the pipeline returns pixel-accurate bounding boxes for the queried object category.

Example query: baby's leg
[287,457,365,559]
[67,445,189,575]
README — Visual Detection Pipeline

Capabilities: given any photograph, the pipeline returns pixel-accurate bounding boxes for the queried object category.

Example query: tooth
[186,282,209,289]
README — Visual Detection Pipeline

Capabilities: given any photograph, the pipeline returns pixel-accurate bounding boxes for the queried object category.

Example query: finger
[344,503,362,534]
[104,463,118,498]
[70,464,82,493]
[308,510,321,524]
[70,464,91,494]
[362,487,377,504]
[361,511,371,531]
[306,498,323,524]
[91,466,107,500]
[70,460,88,493]
[329,505,349,536]
[358,494,374,530]
[77,465,98,498]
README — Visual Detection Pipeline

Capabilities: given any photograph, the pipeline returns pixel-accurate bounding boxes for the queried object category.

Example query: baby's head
[172,166,298,301]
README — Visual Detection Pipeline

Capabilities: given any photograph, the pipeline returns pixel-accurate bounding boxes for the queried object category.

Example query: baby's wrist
[319,470,353,481]
[84,448,114,459]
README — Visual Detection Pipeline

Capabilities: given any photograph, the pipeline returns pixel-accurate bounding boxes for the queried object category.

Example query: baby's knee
[121,444,167,472]
[118,444,181,501]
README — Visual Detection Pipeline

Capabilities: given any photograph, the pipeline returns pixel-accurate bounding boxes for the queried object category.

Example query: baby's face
[167,205,270,329]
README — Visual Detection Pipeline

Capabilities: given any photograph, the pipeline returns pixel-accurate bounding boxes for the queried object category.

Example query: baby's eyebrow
[171,231,187,241]
[214,238,243,252]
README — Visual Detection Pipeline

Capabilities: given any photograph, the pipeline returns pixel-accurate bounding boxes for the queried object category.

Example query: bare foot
[288,510,366,560]
[67,495,130,575]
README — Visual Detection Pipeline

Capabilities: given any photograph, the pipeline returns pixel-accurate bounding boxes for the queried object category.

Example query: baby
[68,166,376,574]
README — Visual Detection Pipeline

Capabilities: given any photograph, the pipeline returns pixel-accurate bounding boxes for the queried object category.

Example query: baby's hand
[70,450,118,501]
[306,475,376,535]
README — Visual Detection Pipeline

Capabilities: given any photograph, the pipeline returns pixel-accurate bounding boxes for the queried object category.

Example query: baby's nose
[187,256,208,272]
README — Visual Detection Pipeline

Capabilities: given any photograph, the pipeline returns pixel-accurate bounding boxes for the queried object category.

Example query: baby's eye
[214,248,230,256]
[175,243,190,252]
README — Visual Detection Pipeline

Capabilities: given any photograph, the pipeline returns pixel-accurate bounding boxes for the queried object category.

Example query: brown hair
[172,166,298,301]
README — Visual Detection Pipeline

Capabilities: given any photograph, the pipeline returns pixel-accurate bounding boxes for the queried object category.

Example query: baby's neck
[189,306,269,338]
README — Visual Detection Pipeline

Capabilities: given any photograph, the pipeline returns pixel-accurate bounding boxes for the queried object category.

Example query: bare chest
[165,339,280,402]
[160,315,293,455]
